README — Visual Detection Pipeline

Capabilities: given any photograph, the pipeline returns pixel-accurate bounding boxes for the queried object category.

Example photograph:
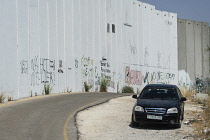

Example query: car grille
[145,108,166,114]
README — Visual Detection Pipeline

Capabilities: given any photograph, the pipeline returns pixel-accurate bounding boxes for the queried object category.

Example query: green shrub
[100,78,108,92]
[0,94,5,103]
[84,82,92,92]
[122,86,134,93]
[44,84,52,95]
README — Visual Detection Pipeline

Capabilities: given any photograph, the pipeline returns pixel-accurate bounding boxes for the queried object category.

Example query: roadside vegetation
[100,78,108,92]
[181,88,210,139]
[122,86,134,93]
[192,98,210,139]
[84,82,92,92]
[44,84,52,95]
[0,94,5,103]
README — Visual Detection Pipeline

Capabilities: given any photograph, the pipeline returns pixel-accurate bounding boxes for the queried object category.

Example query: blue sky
[139,0,210,24]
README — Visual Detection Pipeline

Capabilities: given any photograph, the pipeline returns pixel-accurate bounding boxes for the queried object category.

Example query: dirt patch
[76,96,197,140]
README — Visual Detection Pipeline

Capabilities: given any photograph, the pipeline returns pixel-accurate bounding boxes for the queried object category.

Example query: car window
[140,87,178,100]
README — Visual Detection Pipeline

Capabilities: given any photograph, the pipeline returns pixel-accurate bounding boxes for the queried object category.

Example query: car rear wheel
[131,114,139,127]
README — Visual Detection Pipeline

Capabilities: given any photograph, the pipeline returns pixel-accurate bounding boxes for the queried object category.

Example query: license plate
[147,115,162,120]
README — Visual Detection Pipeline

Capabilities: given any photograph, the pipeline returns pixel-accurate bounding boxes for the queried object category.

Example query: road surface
[0,92,129,140]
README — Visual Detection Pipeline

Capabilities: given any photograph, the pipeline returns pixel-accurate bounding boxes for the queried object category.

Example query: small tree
[84,82,92,92]
[0,94,5,103]
[100,78,109,92]
[122,86,134,93]
[44,84,52,95]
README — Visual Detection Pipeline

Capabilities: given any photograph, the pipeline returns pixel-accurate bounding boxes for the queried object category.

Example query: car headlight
[134,106,144,112]
[167,107,178,114]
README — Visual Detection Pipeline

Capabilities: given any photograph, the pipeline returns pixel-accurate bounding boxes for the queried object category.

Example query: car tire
[131,114,139,127]
[174,116,182,128]
[174,123,181,128]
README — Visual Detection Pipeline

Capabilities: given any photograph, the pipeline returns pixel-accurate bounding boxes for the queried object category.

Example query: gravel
[76,96,195,140]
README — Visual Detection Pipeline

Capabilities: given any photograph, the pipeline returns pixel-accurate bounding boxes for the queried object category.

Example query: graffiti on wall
[144,47,149,66]
[20,60,28,74]
[100,57,111,73]
[157,52,161,68]
[130,41,137,55]
[58,60,64,73]
[31,56,56,86]
[75,59,78,68]
[81,55,94,78]
[100,57,115,88]
[144,71,175,84]
[125,66,144,85]
[94,66,100,88]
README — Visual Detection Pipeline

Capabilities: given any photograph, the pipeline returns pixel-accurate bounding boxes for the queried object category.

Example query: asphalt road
[0,92,130,140]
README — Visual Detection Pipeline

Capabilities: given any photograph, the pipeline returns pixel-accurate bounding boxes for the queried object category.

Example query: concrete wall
[177,19,210,87]
[0,0,178,100]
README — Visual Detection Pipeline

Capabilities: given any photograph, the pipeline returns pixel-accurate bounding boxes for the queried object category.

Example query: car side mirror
[181,97,187,101]
[132,95,137,99]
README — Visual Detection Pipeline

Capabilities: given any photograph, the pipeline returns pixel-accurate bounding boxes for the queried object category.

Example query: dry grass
[0,94,5,103]
[180,88,209,139]
[180,88,196,101]
[192,98,210,139]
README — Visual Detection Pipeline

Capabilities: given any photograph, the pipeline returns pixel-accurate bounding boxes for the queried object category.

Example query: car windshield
[140,87,178,100]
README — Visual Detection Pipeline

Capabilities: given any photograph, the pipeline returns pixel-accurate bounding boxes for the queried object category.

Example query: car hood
[137,99,178,108]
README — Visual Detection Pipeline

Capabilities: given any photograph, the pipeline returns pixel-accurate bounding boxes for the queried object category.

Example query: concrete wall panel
[194,21,202,77]
[201,22,210,78]
[0,0,180,100]
[178,19,210,86]
[0,1,18,99]
[178,19,187,71]
[185,20,195,81]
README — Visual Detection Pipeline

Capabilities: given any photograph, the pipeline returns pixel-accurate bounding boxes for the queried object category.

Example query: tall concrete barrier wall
[177,19,210,87]
[0,0,178,100]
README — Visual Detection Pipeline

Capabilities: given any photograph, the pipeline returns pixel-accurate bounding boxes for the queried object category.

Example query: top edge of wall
[178,18,210,27]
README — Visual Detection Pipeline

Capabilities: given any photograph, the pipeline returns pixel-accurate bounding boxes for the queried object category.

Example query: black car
[131,84,186,128]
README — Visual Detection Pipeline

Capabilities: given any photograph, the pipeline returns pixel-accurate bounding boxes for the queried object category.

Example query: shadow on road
[129,123,178,130]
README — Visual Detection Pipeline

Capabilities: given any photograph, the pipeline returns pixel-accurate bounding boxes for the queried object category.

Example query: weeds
[122,86,134,93]
[67,88,72,93]
[182,88,210,139]
[180,88,196,101]
[8,96,12,101]
[193,98,210,139]
[44,84,52,95]
[0,94,5,103]
[84,82,92,92]
[100,78,108,92]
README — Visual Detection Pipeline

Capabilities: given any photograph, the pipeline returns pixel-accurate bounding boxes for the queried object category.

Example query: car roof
[144,84,177,88]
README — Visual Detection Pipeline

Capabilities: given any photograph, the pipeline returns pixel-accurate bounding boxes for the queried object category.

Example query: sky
[139,0,210,24]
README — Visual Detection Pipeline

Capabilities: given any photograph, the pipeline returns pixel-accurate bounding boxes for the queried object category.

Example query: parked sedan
[131,84,186,128]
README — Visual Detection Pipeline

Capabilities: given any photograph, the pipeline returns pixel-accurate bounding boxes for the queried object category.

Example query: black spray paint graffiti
[144,71,175,84]
[75,59,78,68]
[40,58,55,84]
[31,56,40,86]
[31,56,56,86]
[100,57,111,73]
[144,47,149,66]
[100,57,115,88]
[20,60,28,74]
[130,41,137,55]
[94,66,100,87]
[58,60,64,73]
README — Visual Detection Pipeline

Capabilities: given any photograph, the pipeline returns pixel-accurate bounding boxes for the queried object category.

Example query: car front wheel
[131,114,139,127]
[174,115,182,128]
